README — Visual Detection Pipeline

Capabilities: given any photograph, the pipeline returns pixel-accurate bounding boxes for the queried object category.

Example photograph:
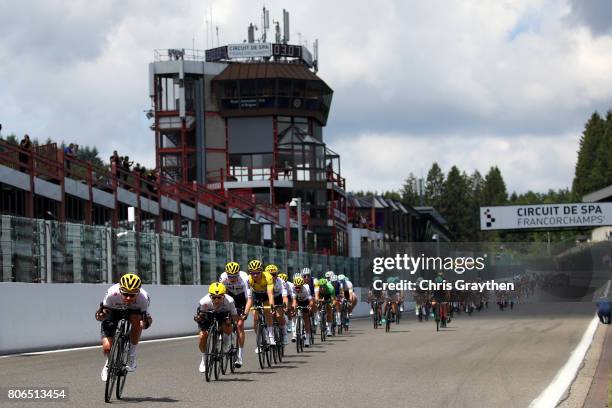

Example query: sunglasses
[211,295,224,300]
[121,292,137,298]
[294,287,303,291]
[250,272,261,275]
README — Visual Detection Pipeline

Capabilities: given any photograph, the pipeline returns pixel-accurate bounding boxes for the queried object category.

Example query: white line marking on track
[528,315,600,408]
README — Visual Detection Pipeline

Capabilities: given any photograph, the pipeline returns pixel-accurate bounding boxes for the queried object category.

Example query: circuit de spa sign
[480,203,612,230]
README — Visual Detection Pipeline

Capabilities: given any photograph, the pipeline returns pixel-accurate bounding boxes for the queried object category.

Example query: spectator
[19,134,32,171]
[326,161,334,181]
[283,160,292,180]
[121,156,133,181]
[110,150,120,178]
[63,143,74,171]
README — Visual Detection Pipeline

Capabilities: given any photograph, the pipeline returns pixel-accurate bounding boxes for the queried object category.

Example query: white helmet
[325,270,335,279]
[338,274,346,282]
[301,267,311,276]
[330,275,338,282]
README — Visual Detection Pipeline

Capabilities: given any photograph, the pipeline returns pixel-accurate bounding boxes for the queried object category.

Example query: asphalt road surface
[0,302,595,407]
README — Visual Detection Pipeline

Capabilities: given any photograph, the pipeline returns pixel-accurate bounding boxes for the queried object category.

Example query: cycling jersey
[340,280,354,292]
[272,276,288,297]
[248,271,275,294]
[219,271,251,297]
[294,285,312,302]
[318,282,336,298]
[197,294,238,316]
[103,283,150,312]
[285,281,296,298]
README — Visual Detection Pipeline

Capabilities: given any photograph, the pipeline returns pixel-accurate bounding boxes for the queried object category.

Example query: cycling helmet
[338,274,346,282]
[325,271,334,279]
[387,276,399,283]
[293,277,305,286]
[265,264,279,275]
[279,273,288,282]
[225,261,240,275]
[301,267,311,276]
[120,273,141,293]
[209,282,227,296]
[318,278,328,286]
[248,259,263,272]
[330,275,338,282]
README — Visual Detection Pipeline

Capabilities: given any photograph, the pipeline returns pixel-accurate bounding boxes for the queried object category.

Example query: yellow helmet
[225,261,240,275]
[248,259,263,272]
[279,273,288,282]
[265,264,278,275]
[293,277,305,286]
[209,282,227,296]
[119,273,141,293]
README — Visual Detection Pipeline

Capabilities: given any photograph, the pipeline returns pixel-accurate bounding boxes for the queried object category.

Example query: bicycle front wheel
[204,328,217,382]
[257,327,266,370]
[115,334,130,399]
[104,328,124,403]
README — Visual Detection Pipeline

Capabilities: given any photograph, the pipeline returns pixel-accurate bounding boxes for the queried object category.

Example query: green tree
[467,170,485,241]
[440,166,471,240]
[425,163,445,211]
[572,111,605,198]
[482,166,507,206]
[401,173,420,206]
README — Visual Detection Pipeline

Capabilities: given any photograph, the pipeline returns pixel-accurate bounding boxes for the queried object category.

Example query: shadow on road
[119,396,180,403]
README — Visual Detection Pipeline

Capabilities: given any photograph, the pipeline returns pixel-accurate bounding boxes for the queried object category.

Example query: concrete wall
[0,283,372,355]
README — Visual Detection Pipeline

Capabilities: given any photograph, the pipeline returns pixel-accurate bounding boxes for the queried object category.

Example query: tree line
[355,109,612,242]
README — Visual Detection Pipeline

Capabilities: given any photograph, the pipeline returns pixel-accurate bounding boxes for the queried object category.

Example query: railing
[153,48,206,62]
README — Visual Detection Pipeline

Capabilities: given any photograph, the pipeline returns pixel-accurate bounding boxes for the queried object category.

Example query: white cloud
[1,0,610,193]
[331,132,578,194]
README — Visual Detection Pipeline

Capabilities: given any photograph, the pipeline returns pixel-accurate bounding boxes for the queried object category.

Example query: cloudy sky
[2,0,612,195]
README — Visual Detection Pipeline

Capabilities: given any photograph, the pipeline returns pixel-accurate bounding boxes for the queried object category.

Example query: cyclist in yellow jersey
[243,260,277,347]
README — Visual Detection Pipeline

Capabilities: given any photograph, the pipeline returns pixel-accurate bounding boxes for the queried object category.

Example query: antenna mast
[262,6,270,42]
[282,9,290,44]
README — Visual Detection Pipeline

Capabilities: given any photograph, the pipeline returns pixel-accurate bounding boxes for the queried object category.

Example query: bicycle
[100,305,143,403]
[271,305,285,364]
[396,301,402,325]
[252,305,273,369]
[338,298,349,334]
[371,299,381,329]
[384,300,393,332]
[295,306,309,353]
[221,315,240,375]
[318,301,328,342]
[433,302,448,332]
[309,312,316,345]
[199,311,226,382]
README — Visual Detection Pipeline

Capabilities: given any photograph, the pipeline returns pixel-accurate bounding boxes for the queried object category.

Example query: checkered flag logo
[484,209,496,228]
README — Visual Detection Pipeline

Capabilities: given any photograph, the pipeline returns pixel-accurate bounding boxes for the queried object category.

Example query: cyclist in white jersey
[291,276,314,346]
[218,261,250,367]
[194,282,239,373]
[95,273,152,381]
[279,273,295,333]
